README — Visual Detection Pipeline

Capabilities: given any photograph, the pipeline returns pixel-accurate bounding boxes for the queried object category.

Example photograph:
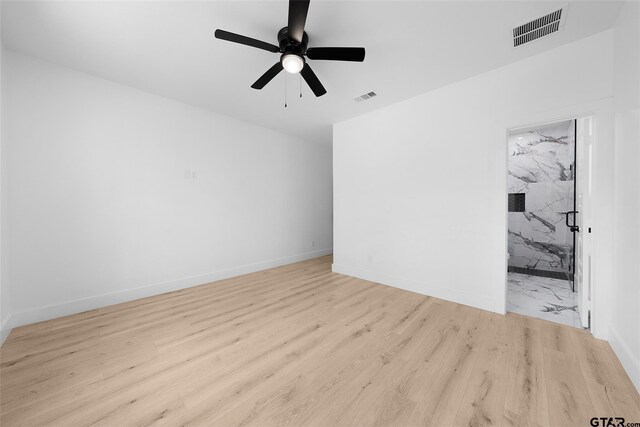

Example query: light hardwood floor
[1,255,639,426]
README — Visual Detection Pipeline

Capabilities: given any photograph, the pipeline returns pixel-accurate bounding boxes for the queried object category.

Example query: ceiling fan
[214,0,365,97]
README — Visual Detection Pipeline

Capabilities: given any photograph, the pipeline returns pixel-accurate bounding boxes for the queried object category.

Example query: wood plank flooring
[1,255,639,426]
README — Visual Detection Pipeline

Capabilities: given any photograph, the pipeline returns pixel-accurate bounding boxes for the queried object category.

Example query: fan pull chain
[299,74,302,98]
[284,72,287,108]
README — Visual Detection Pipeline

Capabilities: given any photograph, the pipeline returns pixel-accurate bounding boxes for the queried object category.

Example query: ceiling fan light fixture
[214,0,365,97]
[281,53,304,74]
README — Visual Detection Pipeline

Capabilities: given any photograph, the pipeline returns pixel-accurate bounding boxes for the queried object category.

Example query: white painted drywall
[610,0,640,392]
[333,31,615,333]
[0,50,332,339]
[0,14,7,343]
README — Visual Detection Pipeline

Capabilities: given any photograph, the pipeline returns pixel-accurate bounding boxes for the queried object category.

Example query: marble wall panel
[507,120,575,273]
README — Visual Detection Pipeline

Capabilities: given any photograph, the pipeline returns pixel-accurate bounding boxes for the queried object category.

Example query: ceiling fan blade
[306,47,365,62]
[288,0,310,44]
[251,62,284,90]
[215,29,280,53]
[300,63,326,97]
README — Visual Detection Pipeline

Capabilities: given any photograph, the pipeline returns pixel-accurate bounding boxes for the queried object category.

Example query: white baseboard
[331,262,497,314]
[608,326,640,394]
[0,248,332,345]
[0,315,12,346]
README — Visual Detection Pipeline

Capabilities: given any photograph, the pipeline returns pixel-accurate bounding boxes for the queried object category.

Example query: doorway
[506,118,592,329]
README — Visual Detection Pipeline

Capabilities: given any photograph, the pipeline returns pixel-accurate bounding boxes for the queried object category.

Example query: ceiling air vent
[354,91,377,102]
[513,5,567,47]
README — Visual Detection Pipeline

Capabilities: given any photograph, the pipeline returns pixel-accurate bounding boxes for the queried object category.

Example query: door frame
[498,98,614,339]
[575,116,593,328]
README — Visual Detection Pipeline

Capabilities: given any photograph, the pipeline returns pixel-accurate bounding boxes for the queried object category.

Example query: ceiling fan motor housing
[278,27,308,56]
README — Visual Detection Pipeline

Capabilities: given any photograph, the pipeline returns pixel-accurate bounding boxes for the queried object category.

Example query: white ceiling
[1,1,623,143]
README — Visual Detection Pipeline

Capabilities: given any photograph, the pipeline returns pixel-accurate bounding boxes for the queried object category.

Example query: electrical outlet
[368,255,373,264]
[311,240,316,248]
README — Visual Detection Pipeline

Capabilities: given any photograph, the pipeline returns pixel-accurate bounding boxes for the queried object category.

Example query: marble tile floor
[507,272,582,328]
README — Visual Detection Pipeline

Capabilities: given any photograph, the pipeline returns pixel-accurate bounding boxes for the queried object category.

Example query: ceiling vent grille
[354,91,377,102]
[513,5,567,47]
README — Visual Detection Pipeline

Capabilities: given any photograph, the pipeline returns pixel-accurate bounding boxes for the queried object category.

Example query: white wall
[0,49,332,340]
[333,31,615,334]
[610,0,640,392]
[0,8,6,343]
